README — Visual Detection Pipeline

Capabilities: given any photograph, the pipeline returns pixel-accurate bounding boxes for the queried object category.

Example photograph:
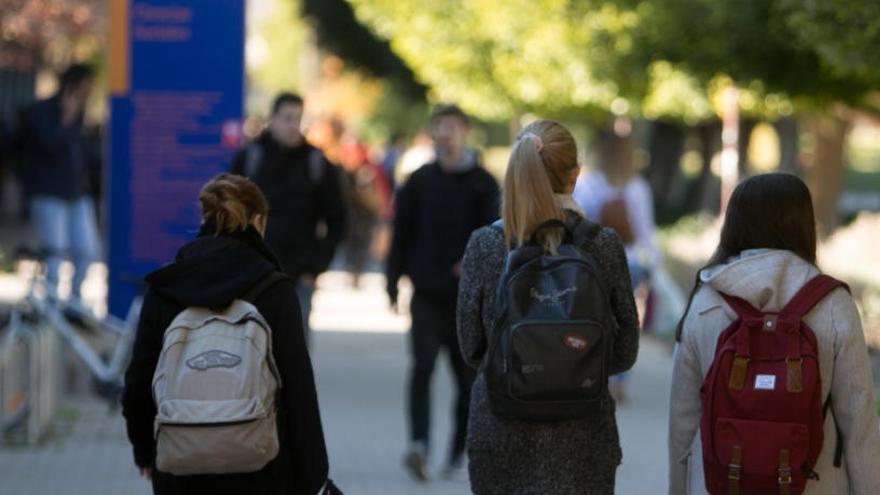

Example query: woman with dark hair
[668,173,880,494]
[122,173,340,494]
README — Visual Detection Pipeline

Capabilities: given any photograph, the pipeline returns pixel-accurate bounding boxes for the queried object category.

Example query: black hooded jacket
[121,225,329,495]
[386,159,500,303]
[20,95,89,200]
[230,132,345,279]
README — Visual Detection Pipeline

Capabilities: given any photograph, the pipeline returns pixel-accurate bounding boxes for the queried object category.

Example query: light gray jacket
[668,249,880,494]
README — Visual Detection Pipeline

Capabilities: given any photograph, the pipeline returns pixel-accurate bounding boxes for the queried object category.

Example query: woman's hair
[199,173,268,234]
[596,129,635,186]
[502,120,579,253]
[59,64,94,93]
[674,173,818,341]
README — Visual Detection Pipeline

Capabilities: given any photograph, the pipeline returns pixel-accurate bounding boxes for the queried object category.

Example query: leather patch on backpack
[787,359,803,392]
[186,350,242,371]
[563,333,589,352]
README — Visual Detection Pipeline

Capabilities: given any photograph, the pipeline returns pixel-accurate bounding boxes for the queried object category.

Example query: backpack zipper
[159,416,266,428]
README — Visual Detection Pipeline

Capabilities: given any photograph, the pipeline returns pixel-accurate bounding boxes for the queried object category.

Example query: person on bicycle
[122,173,339,494]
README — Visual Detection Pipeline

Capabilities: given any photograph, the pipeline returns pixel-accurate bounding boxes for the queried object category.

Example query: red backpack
[700,274,846,495]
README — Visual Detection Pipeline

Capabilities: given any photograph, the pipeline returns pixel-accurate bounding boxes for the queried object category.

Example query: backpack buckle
[728,463,742,481]
[763,313,779,331]
[778,467,792,484]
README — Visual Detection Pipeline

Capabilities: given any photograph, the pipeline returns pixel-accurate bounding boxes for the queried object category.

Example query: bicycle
[0,248,142,441]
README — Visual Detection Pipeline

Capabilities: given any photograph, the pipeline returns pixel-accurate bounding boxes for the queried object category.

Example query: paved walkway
[0,272,672,494]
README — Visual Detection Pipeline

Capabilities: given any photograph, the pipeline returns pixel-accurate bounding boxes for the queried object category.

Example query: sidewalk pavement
[0,271,673,494]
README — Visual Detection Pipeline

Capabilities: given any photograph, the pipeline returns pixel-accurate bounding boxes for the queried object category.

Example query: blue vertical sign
[107,0,245,317]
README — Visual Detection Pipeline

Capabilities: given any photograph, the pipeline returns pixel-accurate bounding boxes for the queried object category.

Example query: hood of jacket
[698,249,820,312]
[145,224,281,308]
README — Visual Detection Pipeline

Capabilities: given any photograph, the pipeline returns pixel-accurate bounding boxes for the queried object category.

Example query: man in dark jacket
[122,224,332,494]
[386,104,500,481]
[20,64,98,302]
[230,93,345,337]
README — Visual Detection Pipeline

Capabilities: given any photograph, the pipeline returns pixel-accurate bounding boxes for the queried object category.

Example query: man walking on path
[19,64,99,305]
[231,93,345,338]
[386,104,500,482]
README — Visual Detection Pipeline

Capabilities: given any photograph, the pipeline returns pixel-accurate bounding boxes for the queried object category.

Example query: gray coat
[668,249,880,495]
[456,211,640,495]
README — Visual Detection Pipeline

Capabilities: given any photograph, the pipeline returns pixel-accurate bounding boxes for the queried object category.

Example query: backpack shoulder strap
[242,272,290,305]
[822,394,845,468]
[781,274,849,320]
[572,219,602,248]
[308,148,325,184]
[718,292,764,320]
[244,143,264,178]
[490,219,503,235]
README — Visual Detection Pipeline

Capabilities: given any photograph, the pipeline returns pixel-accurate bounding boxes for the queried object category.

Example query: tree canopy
[348,0,880,122]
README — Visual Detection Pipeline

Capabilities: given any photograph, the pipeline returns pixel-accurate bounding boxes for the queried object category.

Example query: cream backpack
[152,273,286,475]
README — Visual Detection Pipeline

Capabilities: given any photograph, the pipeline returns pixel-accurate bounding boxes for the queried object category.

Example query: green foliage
[632,0,874,108]
[357,79,430,144]
[301,0,425,101]
[248,0,306,101]
[350,0,880,123]
[348,0,644,121]
[780,0,880,85]
[656,212,717,245]
[642,61,713,124]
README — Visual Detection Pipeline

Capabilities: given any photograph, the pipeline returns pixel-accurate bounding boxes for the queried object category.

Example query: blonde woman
[457,120,640,494]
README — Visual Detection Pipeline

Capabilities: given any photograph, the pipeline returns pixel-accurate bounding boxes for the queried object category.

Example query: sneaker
[441,458,468,482]
[403,444,429,482]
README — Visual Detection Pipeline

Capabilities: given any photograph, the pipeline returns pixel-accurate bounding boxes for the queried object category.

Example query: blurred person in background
[395,132,435,185]
[386,104,500,482]
[574,127,661,289]
[338,138,392,288]
[573,127,661,401]
[306,116,347,167]
[18,63,99,307]
[231,93,345,340]
[381,131,407,190]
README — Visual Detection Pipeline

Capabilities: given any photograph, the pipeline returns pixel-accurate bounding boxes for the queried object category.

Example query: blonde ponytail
[502,120,579,254]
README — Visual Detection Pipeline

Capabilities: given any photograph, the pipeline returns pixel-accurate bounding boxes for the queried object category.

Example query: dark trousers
[408,292,475,462]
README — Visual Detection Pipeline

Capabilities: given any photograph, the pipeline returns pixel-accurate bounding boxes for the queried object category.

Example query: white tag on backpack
[754,374,776,390]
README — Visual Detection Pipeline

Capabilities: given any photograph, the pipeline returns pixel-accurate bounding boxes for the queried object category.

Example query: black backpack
[485,218,614,421]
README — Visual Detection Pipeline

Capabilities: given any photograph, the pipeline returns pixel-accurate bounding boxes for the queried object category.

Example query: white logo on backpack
[151,299,280,475]
[754,374,776,390]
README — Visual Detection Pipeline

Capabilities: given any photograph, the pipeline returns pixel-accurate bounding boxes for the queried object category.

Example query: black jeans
[408,292,475,462]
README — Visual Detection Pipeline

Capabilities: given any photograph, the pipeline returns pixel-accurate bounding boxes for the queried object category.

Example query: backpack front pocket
[508,320,605,402]
[714,417,809,492]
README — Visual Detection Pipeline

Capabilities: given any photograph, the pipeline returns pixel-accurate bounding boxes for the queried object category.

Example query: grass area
[844,168,880,191]
[0,248,15,274]
[849,137,880,173]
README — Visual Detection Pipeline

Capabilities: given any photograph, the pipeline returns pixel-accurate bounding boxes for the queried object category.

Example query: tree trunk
[737,118,756,177]
[774,116,800,173]
[690,120,722,214]
[646,120,685,223]
[802,110,851,237]
[720,87,740,212]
